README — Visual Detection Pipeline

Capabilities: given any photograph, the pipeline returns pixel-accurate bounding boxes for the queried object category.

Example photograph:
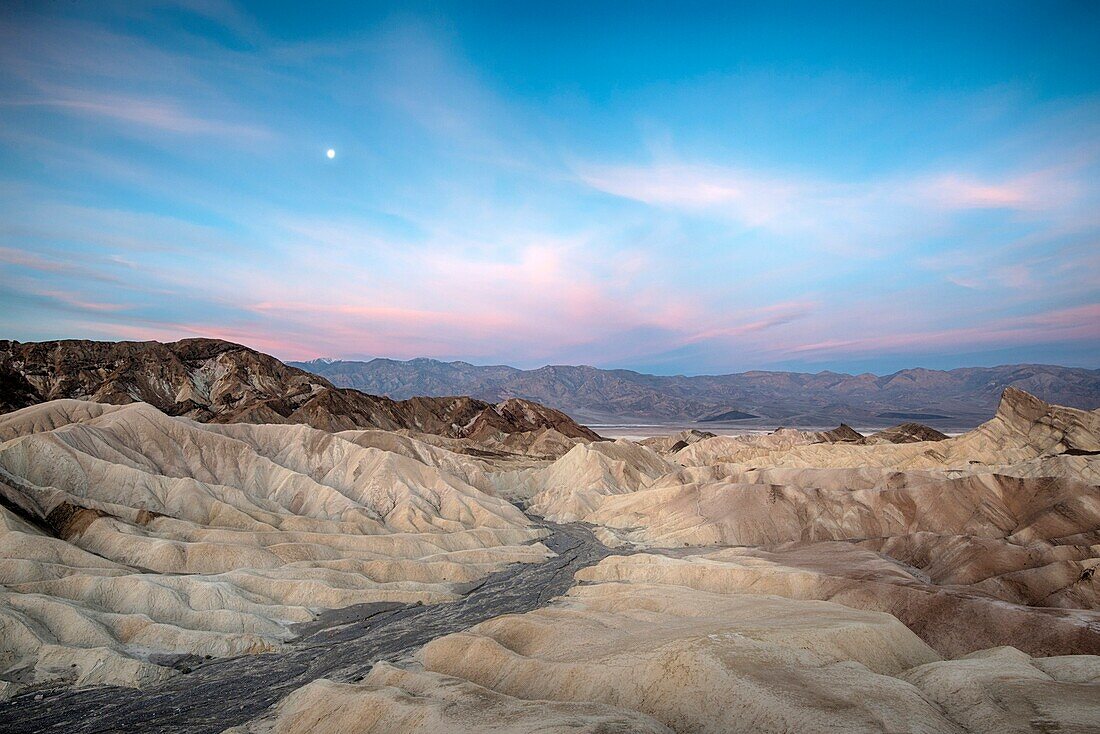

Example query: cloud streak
[578,159,1082,234]
[2,92,272,139]
[787,304,1100,358]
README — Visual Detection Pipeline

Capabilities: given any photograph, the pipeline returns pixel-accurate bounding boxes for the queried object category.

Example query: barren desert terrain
[0,341,1097,732]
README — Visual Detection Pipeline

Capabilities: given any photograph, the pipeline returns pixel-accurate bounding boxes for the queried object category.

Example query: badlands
[0,340,1097,733]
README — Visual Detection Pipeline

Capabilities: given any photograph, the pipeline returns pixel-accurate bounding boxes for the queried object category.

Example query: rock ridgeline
[293,357,1100,426]
[0,339,600,441]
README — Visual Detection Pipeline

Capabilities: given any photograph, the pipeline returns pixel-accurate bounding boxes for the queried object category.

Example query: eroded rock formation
[1,370,1098,733]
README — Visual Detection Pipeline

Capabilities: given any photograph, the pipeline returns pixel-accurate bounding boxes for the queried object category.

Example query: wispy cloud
[2,91,272,139]
[0,246,125,284]
[787,304,1100,358]
[0,8,274,143]
[28,288,130,313]
[579,158,1081,230]
[680,302,817,345]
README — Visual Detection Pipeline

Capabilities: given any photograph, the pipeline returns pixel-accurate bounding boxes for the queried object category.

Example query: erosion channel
[0,514,613,734]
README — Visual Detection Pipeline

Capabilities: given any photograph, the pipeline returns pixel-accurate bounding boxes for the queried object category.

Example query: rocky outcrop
[866,422,949,444]
[513,389,1100,633]
[0,339,599,441]
[818,423,864,442]
[639,428,716,454]
[971,386,1100,455]
[0,338,320,419]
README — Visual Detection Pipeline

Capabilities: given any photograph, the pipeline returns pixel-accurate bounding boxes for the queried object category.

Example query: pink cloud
[681,301,817,344]
[250,301,517,332]
[0,245,126,284]
[2,92,272,140]
[33,290,128,313]
[579,163,798,228]
[234,239,695,363]
[787,304,1100,357]
[920,174,1030,209]
[916,165,1084,212]
[0,246,76,274]
[578,158,1083,252]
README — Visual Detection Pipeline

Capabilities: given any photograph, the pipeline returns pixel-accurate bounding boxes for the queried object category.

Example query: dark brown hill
[0,339,599,441]
[866,423,950,444]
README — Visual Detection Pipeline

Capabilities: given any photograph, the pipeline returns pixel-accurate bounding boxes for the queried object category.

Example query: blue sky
[1,1,1098,375]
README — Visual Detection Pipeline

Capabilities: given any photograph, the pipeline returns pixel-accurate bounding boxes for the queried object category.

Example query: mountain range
[0,339,598,441]
[291,357,1100,429]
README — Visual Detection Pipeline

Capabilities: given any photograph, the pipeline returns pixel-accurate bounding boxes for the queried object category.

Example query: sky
[1,1,1098,376]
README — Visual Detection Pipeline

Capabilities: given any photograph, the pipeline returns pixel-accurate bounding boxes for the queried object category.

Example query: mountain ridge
[0,339,599,441]
[291,357,1100,428]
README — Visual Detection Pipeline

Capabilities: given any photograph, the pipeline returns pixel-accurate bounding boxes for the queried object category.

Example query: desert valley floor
[0,341,1098,733]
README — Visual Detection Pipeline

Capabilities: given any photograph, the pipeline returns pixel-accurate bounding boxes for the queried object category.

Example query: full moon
[326,148,335,159]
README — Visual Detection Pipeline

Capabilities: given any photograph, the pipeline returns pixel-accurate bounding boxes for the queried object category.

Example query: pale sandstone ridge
[0,339,599,442]
[242,579,1100,733]
[502,440,673,522]
[578,551,1100,658]
[0,399,551,694]
[229,661,671,734]
[507,388,1099,534]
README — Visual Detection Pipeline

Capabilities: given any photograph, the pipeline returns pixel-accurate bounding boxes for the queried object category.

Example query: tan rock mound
[675,388,1100,478]
[585,471,1100,548]
[501,440,672,521]
[228,662,670,734]
[638,428,716,454]
[406,582,969,733]
[675,425,861,464]
[579,551,1100,658]
[902,646,1100,733]
[0,399,550,694]
[524,388,1100,658]
[550,391,1099,568]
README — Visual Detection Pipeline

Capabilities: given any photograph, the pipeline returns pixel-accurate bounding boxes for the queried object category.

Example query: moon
[326,148,336,159]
